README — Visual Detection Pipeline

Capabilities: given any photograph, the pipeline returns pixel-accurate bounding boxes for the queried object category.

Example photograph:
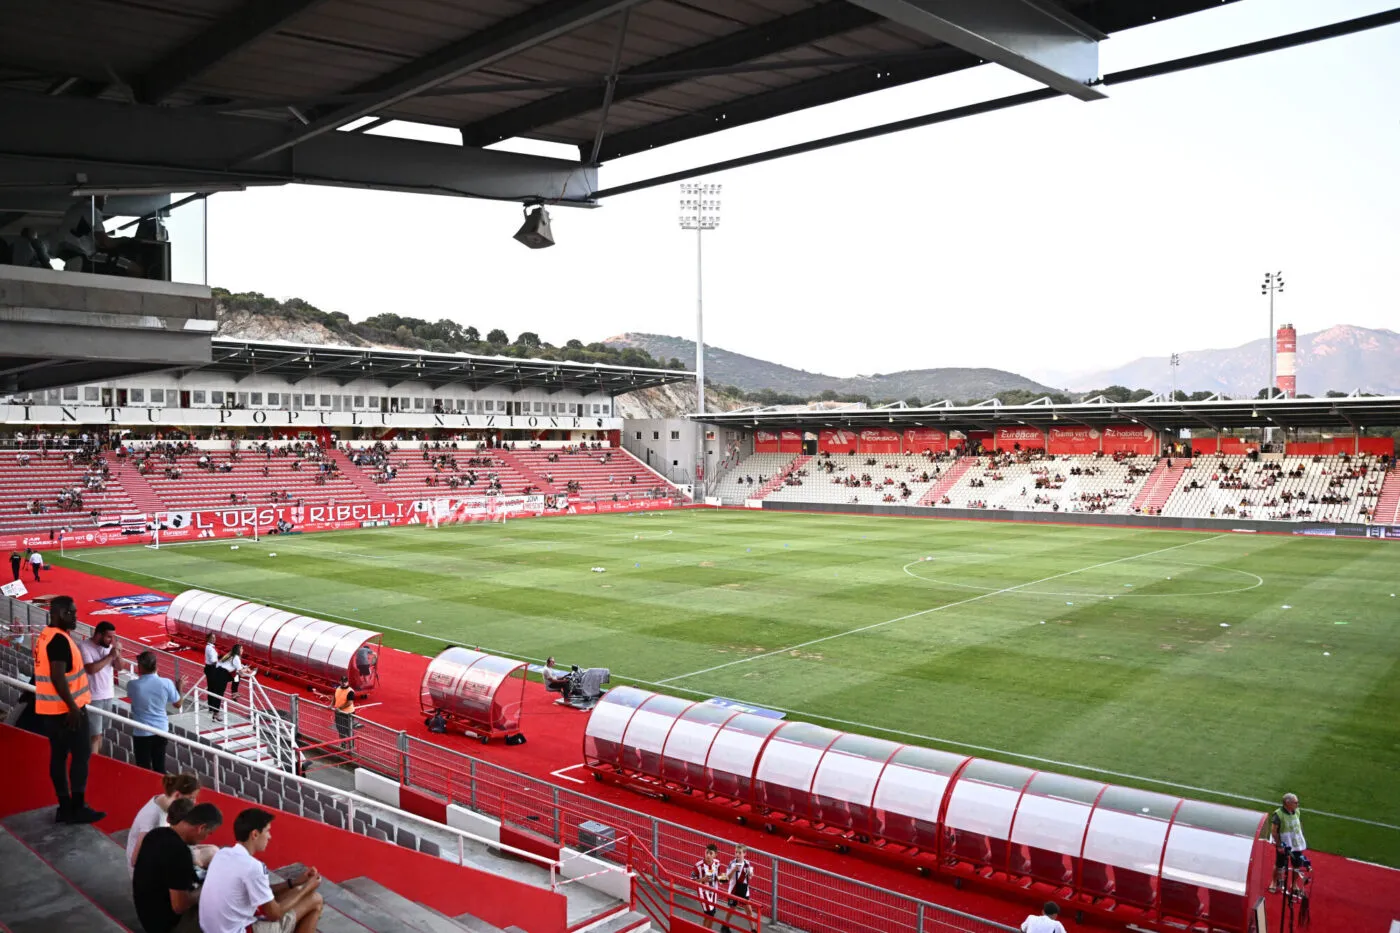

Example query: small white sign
[1,580,28,598]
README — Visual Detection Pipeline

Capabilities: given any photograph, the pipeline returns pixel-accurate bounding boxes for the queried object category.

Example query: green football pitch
[61,510,1400,865]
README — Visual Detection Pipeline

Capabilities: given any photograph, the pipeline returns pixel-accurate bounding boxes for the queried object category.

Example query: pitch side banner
[858,428,901,454]
[569,498,680,515]
[1047,426,1099,456]
[818,429,858,453]
[1102,424,1156,455]
[994,426,1046,451]
[753,430,780,453]
[903,427,948,453]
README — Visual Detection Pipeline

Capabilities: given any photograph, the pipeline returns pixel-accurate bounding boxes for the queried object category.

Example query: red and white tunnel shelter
[166,590,381,693]
[420,647,528,745]
[584,687,1270,933]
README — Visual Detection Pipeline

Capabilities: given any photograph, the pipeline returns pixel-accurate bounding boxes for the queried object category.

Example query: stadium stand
[916,457,973,506]
[925,453,1153,514]
[1129,458,1190,514]
[1377,464,1400,524]
[766,454,949,507]
[711,453,798,504]
[342,442,546,501]
[510,446,682,501]
[1159,454,1386,523]
[136,442,363,512]
[0,447,141,537]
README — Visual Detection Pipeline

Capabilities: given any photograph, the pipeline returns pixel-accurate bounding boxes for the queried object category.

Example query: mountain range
[604,333,1056,403]
[1068,325,1400,397]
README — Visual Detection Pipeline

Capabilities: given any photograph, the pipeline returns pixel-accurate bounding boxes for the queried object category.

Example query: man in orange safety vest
[33,595,106,823]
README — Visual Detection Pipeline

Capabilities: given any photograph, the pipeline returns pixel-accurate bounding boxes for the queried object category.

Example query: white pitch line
[657,533,1229,685]
[550,764,586,784]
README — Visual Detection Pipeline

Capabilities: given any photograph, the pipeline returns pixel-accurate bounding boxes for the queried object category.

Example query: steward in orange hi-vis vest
[34,627,90,715]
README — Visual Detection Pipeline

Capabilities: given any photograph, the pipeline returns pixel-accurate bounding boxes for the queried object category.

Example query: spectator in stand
[128,772,215,875]
[132,800,223,933]
[78,620,120,755]
[203,633,219,704]
[208,644,244,720]
[200,808,324,933]
[1020,903,1067,933]
[34,595,105,823]
[127,651,184,773]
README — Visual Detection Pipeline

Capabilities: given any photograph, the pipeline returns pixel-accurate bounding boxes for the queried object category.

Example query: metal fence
[1,593,1014,933]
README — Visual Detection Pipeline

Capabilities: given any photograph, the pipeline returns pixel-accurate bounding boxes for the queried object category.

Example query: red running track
[26,562,1400,933]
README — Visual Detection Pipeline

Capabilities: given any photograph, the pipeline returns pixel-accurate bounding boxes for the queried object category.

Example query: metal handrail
[0,672,563,884]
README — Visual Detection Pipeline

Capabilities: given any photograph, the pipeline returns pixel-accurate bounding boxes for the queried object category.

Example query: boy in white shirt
[1021,902,1067,933]
[199,808,323,933]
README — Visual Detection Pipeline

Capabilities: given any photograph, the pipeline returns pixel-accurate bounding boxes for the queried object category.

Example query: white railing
[0,672,567,887]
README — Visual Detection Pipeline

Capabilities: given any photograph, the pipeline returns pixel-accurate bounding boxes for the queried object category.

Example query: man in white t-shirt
[1021,902,1067,933]
[199,808,323,933]
[78,621,120,755]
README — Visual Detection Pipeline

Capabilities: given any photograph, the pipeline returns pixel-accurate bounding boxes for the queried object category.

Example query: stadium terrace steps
[112,464,166,513]
[328,448,397,505]
[916,457,972,506]
[1159,454,1384,523]
[0,449,142,536]
[1130,457,1188,513]
[0,826,131,933]
[505,447,683,502]
[753,455,811,500]
[341,877,505,933]
[710,453,797,504]
[1376,467,1400,524]
[139,447,362,512]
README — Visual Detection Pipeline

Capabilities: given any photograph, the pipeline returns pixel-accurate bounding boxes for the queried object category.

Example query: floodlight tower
[680,182,721,490]
[1261,271,1284,398]
[1169,353,1181,401]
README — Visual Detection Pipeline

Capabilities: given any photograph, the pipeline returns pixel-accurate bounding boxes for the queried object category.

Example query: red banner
[858,428,902,454]
[818,429,859,454]
[1191,437,1258,456]
[753,430,780,454]
[1047,426,1098,455]
[994,427,1045,451]
[1287,438,1395,457]
[779,429,804,454]
[1102,424,1156,455]
[903,428,948,453]
[568,498,681,515]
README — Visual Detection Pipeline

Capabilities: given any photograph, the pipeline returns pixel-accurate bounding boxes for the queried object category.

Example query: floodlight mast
[680,182,721,491]
[1261,271,1284,399]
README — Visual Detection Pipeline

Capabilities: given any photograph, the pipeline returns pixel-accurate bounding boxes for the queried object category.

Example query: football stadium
[2,3,1399,933]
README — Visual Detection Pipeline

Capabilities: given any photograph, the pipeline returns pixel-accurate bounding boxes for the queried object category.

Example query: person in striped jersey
[692,844,722,928]
[721,844,757,933]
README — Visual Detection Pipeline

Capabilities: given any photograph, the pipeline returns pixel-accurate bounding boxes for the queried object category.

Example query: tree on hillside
[565,339,584,350]
[463,326,480,342]
[515,331,542,348]
[486,328,509,345]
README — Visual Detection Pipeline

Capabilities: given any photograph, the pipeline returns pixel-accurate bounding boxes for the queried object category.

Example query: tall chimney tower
[1276,324,1297,398]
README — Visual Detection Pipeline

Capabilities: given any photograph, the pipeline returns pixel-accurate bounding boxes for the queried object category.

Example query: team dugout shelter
[166,589,382,694]
[585,686,1271,933]
[697,396,1400,457]
[420,647,529,745]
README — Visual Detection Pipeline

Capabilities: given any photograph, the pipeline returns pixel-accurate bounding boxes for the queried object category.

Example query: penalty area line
[656,533,1230,685]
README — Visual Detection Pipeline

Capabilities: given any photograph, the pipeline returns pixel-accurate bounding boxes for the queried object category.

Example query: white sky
[198,0,1400,387]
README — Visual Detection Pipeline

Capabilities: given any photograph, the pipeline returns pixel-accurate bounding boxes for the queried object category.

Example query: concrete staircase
[0,807,597,933]
[1375,467,1400,524]
[328,448,397,505]
[111,465,165,514]
[917,457,972,507]
[753,455,811,500]
[1131,457,1188,513]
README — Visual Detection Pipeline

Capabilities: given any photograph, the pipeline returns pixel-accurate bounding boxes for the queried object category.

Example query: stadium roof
[2,0,1336,229]
[695,396,1400,433]
[185,338,692,395]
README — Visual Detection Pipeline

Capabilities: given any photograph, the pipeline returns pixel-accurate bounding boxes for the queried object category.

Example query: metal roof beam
[135,0,332,105]
[846,0,1106,100]
[0,88,597,204]
[239,0,647,164]
[460,2,880,149]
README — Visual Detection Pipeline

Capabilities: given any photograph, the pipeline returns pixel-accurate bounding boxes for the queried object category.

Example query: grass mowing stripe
[657,533,1228,685]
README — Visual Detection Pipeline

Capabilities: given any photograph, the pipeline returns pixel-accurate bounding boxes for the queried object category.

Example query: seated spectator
[128,772,216,876]
[132,800,223,933]
[200,808,324,933]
